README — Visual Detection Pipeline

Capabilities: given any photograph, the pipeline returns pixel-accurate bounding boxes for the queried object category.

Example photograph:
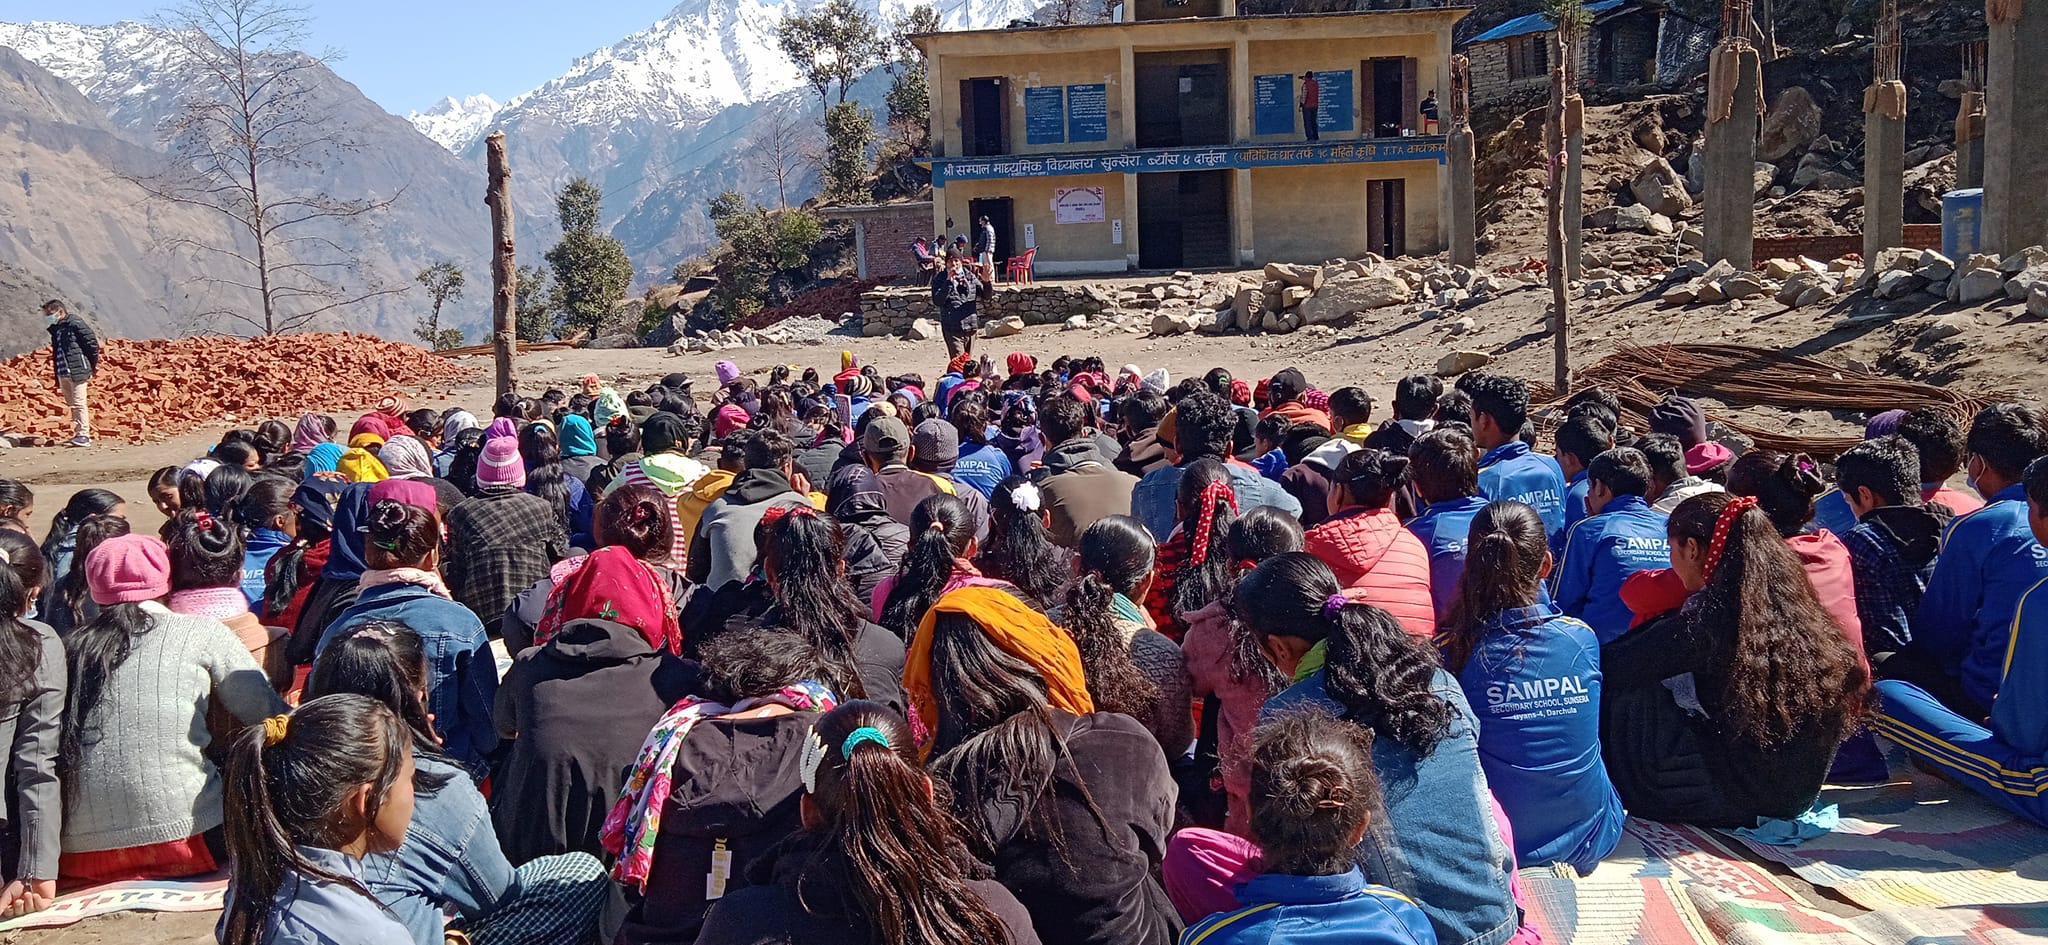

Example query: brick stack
[0,333,478,444]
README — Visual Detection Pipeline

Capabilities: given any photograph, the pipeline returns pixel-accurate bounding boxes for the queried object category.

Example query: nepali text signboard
[1066,84,1109,143]
[931,137,1447,183]
[1025,86,1066,145]
[1253,74,1296,136]
[1313,69,1354,134]
[1053,186,1108,223]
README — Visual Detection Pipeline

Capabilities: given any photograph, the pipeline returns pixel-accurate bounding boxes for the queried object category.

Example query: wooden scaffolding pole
[485,131,517,398]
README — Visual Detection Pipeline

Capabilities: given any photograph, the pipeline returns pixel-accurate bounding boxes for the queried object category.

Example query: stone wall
[858,283,1119,336]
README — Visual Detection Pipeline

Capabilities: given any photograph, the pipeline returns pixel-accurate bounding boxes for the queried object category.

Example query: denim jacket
[363,755,516,945]
[1264,669,1518,945]
[1131,460,1301,543]
[318,582,501,774]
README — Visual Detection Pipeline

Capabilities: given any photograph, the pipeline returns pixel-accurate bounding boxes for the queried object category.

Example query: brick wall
[1601,15,1659,83]
[836,203,934,286]
[1751,224,1942,264]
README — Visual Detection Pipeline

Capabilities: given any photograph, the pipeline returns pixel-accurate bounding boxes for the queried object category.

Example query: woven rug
[0,872,227,932]
[1721,750,2048,912]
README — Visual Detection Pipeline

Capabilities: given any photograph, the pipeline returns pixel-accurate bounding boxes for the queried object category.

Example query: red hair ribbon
[194,510,215,530]
[1189,479,1239,565]
[1701,495,1758,582]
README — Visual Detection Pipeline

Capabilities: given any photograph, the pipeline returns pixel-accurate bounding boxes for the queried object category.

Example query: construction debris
[0,333,476,445]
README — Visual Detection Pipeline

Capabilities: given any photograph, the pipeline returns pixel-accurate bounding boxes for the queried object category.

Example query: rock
[1955,268,2007,304]
[1150,310,1199,336]
[1631,157,1694,217]
[1264,262,1323,291]
[1917,249,1954,275]
[1914,253,1955,282]
[1694,280,1727,304]
[983,315,1025,338]
[1261,309,1299,334]
[2032,282,2048,319]
[1444,316,1477,337]
[1795,285,1833,307]
[1581,278,1614,299]
[1436,350,1493,377]
[1196,306,1234,335]
[1062,314,1090,330]
[1754,163,1778,196]
[1939,78,1965,99]
[1680,225,1705,248]
[906,318,940,341]
[1298,275,1413,325]
[1662,281,1700,304]
[1874,270,1929,299]
[1999,246,2048,275]
[1232,285,1262,330]
[1278,285,1314,309]
[2009,266,2048,301]
[1763,258,1803,280]
[1703,259,1739,281]
[1645,212,1675,236]
[1759,87,1822,162]
[1777,271,1831,304]
[1791,152,1832,188]
[1586,203,1659,234]
[1918,313,1973,344]
[1720,274,1771,300]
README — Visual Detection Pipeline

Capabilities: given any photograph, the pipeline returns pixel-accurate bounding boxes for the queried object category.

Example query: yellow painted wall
[1249,160,1442,261]
[1244,36,1442,142]
[938,173,1130,268]
[939,50,1125,156]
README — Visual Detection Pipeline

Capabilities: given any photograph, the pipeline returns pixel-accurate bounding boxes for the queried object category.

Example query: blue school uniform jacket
[1447,603,1626,874]
[1992,577,2048,762]
[1182,869,1437,945]
[240,527,293,608]
[1477,441,1568,550]
[1562,470,1591,535]
[1916,485,2048,707]
[1551,495,1671,643]
[1407,494,1489,620]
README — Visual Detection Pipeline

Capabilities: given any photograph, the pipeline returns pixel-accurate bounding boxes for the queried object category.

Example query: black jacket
[949,710,1181,945]
[693,830,1044,945]
[614,711,819,945]
[932,267,981,331]
[48,315,99,381]
[491,617,693,865]
[680,586,907,717]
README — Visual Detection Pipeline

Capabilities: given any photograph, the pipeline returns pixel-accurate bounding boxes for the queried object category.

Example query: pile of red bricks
[0,333,477,445]
[738,280,879,330]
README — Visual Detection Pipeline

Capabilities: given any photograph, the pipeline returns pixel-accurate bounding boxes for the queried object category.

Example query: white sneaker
[67,436,91,448]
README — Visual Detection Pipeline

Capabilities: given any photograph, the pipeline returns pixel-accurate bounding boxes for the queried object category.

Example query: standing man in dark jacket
[932,253,982,358]
[43,299,99,447]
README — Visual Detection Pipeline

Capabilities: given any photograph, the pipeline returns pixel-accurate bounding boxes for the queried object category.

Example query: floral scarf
[601,680,838,889]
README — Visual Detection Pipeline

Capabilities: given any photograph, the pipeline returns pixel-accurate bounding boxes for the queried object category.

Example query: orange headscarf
[904,585,1094,751]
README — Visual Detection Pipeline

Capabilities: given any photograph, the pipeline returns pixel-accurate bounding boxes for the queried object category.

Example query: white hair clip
[799,725,828,795]
[1010,481,1043,513]
[0,547,10,565]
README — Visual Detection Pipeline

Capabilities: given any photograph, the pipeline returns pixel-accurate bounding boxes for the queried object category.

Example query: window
[1506,35,1550,81]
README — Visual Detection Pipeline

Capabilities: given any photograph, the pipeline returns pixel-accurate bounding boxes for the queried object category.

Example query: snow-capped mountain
[0,20,187,131]
[408,93,501,153]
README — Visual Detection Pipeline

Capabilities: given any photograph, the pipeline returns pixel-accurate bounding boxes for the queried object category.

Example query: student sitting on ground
[1176,710,1436,945]
[1464,375,1567,550]
[0,533,59,919]
[1554,413,1615,537]
[1836,436,1954,661]
[1304,450,1435,639]
[1443,502,1625,874]
[1404,429,1489,623]
[1049,515,1191,762]
[1874,456,2048,828]
[1552,448,1671,643]
[1727,451,1866,657]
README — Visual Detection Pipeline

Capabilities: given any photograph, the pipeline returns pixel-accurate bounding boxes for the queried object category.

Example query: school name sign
[931,137,1448,184]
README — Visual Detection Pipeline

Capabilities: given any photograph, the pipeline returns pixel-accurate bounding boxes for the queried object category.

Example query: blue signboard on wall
[1313,69,1354,133]
[1253,74,1295,136]
[1025,86,1066,145]
[1066,83,1108,142]
[930,137,1448,183]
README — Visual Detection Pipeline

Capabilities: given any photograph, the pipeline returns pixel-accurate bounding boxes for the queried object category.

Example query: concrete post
[1234,168,1255,266]
[1955,92,1985,189]
[1702,44,1761,270]
[1863,103,1905,265]
[1121,172,1141,271]
[1982,2,2048,255]
[1447,129,1477,267]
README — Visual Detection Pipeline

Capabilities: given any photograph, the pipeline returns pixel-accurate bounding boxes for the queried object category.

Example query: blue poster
[1025,86,1066,145]
[1253,74,1295,136]
[1066,83,1108,142]
[1313,69,1354,133]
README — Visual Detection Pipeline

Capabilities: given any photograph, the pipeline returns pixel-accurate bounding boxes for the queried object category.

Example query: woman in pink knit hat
[58,532,286,884]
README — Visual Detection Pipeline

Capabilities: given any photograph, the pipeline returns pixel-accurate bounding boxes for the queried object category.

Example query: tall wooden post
[485,132,516,398]
[1546,34,1571,397]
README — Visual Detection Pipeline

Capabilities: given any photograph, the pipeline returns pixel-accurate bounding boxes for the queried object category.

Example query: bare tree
[752,108,811,209]
[136,0,403,334]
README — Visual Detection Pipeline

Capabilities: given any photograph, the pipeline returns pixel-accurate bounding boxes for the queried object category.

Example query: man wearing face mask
[43,300,100,448]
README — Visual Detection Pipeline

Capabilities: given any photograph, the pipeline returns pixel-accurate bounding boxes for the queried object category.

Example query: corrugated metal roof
[1468,0,1632,43]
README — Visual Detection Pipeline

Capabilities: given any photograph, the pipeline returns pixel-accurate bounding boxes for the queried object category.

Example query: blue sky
[13,0,675,114]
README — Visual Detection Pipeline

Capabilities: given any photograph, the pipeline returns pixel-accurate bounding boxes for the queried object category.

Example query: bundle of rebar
[1546,343,2009,458]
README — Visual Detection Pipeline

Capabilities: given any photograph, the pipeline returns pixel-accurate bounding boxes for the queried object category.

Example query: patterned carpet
[0,872,226,933]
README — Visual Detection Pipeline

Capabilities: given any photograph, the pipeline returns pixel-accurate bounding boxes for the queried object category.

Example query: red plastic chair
[1005,247,1037,284]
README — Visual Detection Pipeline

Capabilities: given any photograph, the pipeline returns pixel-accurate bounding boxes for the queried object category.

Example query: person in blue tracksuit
[1178,710,1436,945]
[1406,428,1489,622]
[1873,455,2048,827]
[1551,449,1671,643]
[1555,413,1614,539]
[1440,500,1625,874]
[1463,374,1567,549]
[1892,404,2048,716]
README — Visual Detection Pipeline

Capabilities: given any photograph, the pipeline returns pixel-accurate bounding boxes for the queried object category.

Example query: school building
[915,3,1467,276]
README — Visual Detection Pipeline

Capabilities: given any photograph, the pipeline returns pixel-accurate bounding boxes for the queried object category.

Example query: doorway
[1138,170,1231,269]
[1366,179,1406,258]
[1134,51,1231,148]
[1361,57,1417,138]
[968,197,1015,274]
[961,78,1008,156]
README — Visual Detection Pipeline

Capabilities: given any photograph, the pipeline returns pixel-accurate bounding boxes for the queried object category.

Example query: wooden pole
[1546,35,1571,397]
[485,131,516,398]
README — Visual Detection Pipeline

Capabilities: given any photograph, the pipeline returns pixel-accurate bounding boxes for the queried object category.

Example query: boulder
[1763,258,1803,279]
[1630,157,1694,217]
[1954,268,2007,304]
[1232,285,1262,331]
[1150,309,1199,336]
[1436,350,1494,377]
[2032,282,2048,319]
[1261,309,1300,334]
[2009,266,2048,301]
[1196,306,1234,335]
[1795,285,1833,307]
[906,319,941,341]
[1754,162,1778,196]
[1759,87,1823,162]
[1586,203,1658,233]
[1720,274,1771,300]
[1790,152,1832,188]
[1062,314,1090,330]
[1264,262,1324,290]
[1776,271,1832,305]
[983,315,1025,338]
[1917,249,1955,277]
[1998,246,2048,275]
[1694,280,1727,304]
[1297,274,1413,325]
[1280,285,1315,308]
[1662,281,1700,304]
[1645,212,1675,236]
[1874,270,1929,299]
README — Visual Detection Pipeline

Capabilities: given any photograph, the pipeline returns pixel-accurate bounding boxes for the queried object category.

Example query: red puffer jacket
[1303,506,1436,638]
[1786,529,1867,665]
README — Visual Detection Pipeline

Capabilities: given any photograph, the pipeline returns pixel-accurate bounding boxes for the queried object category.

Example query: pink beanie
[87,534,172,606]
[368,477,439,513]
[712,403,751,438]
[477,437,529,489]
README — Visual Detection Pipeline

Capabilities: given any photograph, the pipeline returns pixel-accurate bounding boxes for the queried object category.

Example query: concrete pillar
[1702,44,1761,271]
[1955,92,1985,189]
[1118,45,1138,149]
[1231,40,1251,144]
[1234,168,1255,266]
[1121,172,1141,271]
[929,55,949,158]
[1447,128,1477,268]
[1863,97,1905,266]
[1982,5,2048,255]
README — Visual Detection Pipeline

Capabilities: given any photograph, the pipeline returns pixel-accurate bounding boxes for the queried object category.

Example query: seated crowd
[1,353,2045,945]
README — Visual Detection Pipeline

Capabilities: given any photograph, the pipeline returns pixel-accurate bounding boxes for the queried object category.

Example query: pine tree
[543,179,633,336]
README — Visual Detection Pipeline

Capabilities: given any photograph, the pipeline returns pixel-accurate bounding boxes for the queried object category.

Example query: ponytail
[1171,459,1238,621]
[1441,501,1549,673]
[804,701,1012,945]
[975,477,1065,605]
[0,537,44,701]
[760,510,869,699]
[1064,516,1161,717]
[878,493,972,640]
[53,514,130,630]
[220,695,411,945]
